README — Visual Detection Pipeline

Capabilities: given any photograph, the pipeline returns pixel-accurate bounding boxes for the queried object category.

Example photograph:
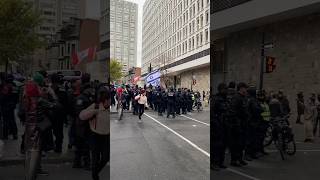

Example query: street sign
[263,43,274,49]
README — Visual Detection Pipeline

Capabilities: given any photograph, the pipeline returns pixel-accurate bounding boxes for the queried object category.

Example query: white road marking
[144,113,210,157]
[145,113,261,180]
[180,114,210,126]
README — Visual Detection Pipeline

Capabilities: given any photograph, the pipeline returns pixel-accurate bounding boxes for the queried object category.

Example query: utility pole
[259,32,265,91]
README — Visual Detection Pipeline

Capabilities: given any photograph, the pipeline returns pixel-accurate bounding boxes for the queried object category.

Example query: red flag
[87,46,97,62]
[72,50,79,65]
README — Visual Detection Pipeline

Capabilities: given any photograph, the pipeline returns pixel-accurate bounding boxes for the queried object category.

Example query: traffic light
[266,56,276,73]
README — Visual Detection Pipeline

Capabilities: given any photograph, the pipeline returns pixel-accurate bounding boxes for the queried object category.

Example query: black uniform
[132,89,139,115]
[228,93,249,165]
[50,81,69,153]
[181,90,187,114]
[167,89,176,118]
[211,93,229,168]
[0,76,18,139]
[246,90,263,159]
[73,84,93,169]
[175,90,182,115]
[156,90,163,116]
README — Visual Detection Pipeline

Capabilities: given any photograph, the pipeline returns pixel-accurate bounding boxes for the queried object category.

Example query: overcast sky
[125,0,146,67]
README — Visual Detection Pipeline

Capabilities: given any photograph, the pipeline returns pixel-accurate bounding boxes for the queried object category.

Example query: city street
[211,119,320,180]
[110,108,210,180]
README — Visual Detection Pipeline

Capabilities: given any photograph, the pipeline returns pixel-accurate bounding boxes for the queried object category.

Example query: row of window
[143,10,209,56]
[144,28,209,63]
[142,0,210,63]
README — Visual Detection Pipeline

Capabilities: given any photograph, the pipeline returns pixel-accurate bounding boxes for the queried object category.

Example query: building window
[200,32,203,45]
[200,14,203,27]
[197,0,200,13]
[197,17,200,30]
[205,29,209,42]
[206,10,209,24]
[192,36,195,49]
[196,34,199,47]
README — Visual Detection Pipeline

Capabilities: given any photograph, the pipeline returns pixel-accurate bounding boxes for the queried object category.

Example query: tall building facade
[110,0,138,73]
[211,0,320,113]
[142,0,210,91]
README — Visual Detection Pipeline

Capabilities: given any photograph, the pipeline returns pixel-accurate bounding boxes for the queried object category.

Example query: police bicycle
[193,98,203,112]
[267,115,296,160]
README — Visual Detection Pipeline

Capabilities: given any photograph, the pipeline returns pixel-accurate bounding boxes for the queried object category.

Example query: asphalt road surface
[0,163,110,180]
[111,109,210,180]
[211,119,320,180]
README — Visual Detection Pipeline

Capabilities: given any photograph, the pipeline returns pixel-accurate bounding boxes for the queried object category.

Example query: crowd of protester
[0,71,109,180]
[110,84,210,121]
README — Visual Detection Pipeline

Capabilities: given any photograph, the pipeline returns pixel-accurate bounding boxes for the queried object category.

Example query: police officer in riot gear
[167,88,176,118]
[245,86,263,160]
[228,82,249,167]
[181,89,188,114]
[73,73,93,169]
[176,88,182,115]
[50,73,69,153]
[156,88,164,116]
[211,83,229,171]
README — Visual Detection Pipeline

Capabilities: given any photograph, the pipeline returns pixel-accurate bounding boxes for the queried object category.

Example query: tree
[0,0,44,68]
[110,59,123,82]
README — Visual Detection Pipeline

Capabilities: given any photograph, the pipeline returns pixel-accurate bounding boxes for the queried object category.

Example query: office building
[110,0,138,73]
[142,0,210,91]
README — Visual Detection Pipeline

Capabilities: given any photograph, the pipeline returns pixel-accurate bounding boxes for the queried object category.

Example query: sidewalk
[0,120,74,167]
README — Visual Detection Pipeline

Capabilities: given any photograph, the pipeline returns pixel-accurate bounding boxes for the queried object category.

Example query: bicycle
[271,115,296,160]
[117,100,124,120]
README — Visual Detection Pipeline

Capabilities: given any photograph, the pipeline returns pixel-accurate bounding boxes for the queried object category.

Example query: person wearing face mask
[211,83,229,171]
[228,82,249,167]
[79,85,110,180]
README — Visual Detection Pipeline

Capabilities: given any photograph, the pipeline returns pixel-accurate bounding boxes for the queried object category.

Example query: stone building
[211,0,320,112]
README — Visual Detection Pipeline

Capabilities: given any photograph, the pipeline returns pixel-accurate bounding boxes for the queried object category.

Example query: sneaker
[37,169,49,176]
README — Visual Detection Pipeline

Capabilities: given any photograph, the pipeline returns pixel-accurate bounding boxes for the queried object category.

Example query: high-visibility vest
[261,103,271,121]
[192,94,195,100]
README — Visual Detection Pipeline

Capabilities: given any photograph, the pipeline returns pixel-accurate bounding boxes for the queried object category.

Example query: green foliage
[0,0,45,64]
[110,59,123,82]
